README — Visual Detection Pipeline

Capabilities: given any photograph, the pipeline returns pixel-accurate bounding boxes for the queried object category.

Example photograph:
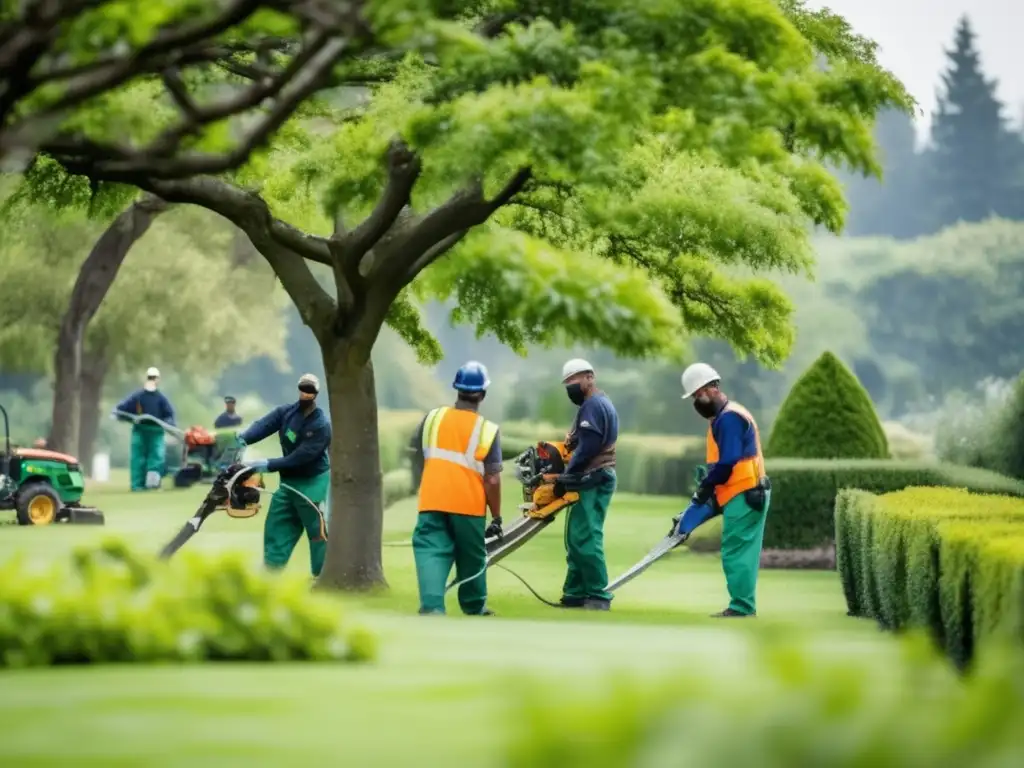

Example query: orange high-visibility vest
[417,406,499,517]
[705,401,766,507]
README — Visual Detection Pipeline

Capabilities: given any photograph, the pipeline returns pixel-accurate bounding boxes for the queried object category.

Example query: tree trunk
[316,342,387,591]
[47,195,168,453]
[77,350,109,474]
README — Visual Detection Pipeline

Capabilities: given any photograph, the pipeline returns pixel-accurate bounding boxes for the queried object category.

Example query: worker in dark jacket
[214,396,243,428]
[558,358,619,611]
[237,374,332,576]
[113,366,176,492]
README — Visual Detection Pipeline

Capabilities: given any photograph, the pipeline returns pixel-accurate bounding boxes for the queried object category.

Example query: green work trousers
[720,489,771,615]
[130,424,165,491]
[264,472,330,577]
[562,469,616,603]
[412,511,488,615]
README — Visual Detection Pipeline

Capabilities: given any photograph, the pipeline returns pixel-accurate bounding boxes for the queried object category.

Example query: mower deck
[58,505,106,525]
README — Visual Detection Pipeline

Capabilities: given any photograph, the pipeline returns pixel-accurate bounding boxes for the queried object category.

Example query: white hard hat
[298,373,321,393]
[681,362,721,399]
[146,367,160,378]
[562,358,594,383]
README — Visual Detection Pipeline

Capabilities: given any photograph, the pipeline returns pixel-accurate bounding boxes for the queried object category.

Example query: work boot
[583,598,611,611]
[559,596,585,609]
[418,608,445,616]
[477,608,495,616]
[711,608,754,618]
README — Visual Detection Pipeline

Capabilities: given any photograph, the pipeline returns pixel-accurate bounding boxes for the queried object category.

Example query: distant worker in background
[677,363,771,618]
[113,367,176,492]
[413,361,503,616]
[558,359,619,611]
[214,396,243,429]
[236,374,332,577]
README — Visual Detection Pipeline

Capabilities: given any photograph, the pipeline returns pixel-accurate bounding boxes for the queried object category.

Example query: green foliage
[0,538,376,667]
[383,467,416,508]
[504,631,1024,766]
[767,351,889,459]
[934,374,1024,480]
[258,0,912,368]
[0,202,288,377]
[836,487,1024,669]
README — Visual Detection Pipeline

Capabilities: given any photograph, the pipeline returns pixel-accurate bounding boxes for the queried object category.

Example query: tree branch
[338,137,421,266]
[84,174,337,331]
[389,167,532,284]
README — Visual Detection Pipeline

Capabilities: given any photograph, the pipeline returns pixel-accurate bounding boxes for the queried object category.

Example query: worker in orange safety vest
[412,361,503,616]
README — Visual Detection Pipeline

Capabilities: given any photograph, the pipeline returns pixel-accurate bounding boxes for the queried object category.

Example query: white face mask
[144,379,158,392]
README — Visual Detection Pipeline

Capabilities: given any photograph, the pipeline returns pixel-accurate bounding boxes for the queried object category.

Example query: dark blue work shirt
[697,402,759,501]
[239,402,331,479]
[214,411,243,429]
[115,389,175,425]
[565,393,618,474]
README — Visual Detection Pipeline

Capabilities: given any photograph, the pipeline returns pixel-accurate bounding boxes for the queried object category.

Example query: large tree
[34,0,911,589]
[0,0,379,175]
[0,202,287,465]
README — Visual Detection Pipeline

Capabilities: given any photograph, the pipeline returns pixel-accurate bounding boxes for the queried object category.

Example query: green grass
[0,468,894,766]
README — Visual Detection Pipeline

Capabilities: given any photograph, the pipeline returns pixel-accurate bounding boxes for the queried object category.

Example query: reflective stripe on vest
[417,406,499,517]
[705,401,766,507]
[421,407,498,475]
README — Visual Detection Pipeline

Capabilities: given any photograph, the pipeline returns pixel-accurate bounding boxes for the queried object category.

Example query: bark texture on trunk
[316,344,387,591]
[47,195,167,454]
[77,350,109,474]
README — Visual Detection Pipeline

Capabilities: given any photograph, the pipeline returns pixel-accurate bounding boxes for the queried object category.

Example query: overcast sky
[807,1,1020,145]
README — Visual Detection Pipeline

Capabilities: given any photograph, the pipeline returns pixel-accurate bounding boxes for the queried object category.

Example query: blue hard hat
[453,361,491,392]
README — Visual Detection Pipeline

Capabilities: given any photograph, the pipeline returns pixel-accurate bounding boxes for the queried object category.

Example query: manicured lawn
[0,468,892,766]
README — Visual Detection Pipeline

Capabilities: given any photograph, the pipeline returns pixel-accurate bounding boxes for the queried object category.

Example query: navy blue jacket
[239,402,331,479]
[696,401,760,503]
[565,393,618,474]
[115,389,175,426]
[214,411,243,429]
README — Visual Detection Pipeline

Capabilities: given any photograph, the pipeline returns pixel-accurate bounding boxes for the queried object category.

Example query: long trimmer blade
[606,532,687,593]
[486,516,555,565]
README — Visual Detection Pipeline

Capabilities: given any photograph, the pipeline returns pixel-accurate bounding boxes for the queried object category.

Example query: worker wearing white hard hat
[112,366,176,491]
[235,373,332,577]
[555,358,619,610]
[675,363,771,618]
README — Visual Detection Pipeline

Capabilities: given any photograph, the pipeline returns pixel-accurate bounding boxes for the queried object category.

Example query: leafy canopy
[20,0,913,372]
[249,0,912,367]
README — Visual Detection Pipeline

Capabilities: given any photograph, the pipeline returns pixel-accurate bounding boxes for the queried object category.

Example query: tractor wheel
[16,484,62,526]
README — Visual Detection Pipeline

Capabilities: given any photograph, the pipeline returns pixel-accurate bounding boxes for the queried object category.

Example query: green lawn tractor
[0,405,105,526]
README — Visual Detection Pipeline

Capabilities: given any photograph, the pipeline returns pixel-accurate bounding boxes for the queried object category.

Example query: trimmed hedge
[836,487,1024,669]
[505,632,1024,766]
[767,351,889,459]
[687,459,1024,554]
[0,538,377,668]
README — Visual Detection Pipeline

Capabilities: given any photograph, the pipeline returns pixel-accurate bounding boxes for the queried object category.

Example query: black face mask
[566,383,586,406]
[693,398,718,419]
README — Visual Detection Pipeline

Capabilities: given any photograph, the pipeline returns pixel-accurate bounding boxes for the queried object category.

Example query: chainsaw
[482,441,581,566]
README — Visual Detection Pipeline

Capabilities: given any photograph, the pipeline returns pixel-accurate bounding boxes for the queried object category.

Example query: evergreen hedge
[767,351,889,459]
[836,487,1024,669]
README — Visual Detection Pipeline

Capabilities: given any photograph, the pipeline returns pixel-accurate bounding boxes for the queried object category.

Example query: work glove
[246,459,269,473]
[485,516,503,539]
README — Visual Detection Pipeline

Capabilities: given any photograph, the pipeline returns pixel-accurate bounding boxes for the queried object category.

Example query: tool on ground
[172,425,247,488]
[0,404,105,526]
[443,441,586,603]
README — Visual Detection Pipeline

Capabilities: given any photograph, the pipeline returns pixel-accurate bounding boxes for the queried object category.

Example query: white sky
[806,1,1021,145]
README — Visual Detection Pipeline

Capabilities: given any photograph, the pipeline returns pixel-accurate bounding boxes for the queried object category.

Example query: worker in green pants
[113,367,176,492]
[558,359,619,611]
[678,363,771,617]
[413,362,503,616]
[236,374,332,577]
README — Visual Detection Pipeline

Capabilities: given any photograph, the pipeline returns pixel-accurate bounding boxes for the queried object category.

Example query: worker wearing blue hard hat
[412,361,504,616]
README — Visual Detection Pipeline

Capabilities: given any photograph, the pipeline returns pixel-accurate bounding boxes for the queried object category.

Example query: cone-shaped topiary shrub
[767,351,889,459]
